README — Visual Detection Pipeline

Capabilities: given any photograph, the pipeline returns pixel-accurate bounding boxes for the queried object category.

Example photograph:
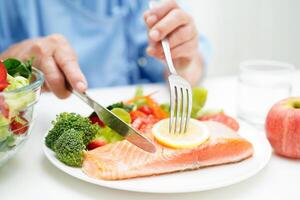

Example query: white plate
[43,122,271,194]
[43,85,272,193]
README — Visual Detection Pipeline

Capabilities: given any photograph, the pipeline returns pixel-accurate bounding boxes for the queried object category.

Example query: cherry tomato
[89,112,105,127]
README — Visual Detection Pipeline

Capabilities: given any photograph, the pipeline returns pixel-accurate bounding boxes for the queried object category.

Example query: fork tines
[168,75,192,134]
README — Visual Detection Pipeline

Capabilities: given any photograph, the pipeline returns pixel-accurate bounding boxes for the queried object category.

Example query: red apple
[265,97,300,158]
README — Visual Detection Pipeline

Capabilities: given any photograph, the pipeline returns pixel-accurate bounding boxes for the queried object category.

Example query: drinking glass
[237,60,295,126]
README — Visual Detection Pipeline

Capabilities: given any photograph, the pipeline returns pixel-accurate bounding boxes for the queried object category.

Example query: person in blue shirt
[0,0,209,99]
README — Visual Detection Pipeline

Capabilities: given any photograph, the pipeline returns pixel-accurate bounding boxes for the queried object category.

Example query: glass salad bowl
[0,68,44,166]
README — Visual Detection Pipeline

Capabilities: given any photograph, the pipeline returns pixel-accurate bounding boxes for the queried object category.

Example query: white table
[1,76,299,200]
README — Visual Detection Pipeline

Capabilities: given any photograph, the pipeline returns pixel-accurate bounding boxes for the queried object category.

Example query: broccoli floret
[45,112,100,150]
[54,129,85,167]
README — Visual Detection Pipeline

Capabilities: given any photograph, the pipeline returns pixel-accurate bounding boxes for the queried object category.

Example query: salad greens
[92,107,131,144]
[94,127,124,144]
[107,102,134,112]
[5,75,29,91]
[3,58,32,79]
[1,58,35,115]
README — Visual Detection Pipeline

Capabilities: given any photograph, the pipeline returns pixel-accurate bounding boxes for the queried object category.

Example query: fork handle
[161,39,177,75]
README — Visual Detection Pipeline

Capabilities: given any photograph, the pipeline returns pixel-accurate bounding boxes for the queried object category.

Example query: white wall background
[184,0,300,76]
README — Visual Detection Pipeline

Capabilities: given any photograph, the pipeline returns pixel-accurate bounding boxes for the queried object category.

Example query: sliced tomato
[130,110,146,122]
[0,96,9,118]
[88,112,105,127]
[137,105,153,115]
[10,115,29,135]
[198,113,240,131]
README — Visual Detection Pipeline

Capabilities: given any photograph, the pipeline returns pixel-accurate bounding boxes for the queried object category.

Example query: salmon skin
[82,121,254,180]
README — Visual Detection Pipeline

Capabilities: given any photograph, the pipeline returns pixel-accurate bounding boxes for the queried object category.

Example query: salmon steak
[82,121,254,180]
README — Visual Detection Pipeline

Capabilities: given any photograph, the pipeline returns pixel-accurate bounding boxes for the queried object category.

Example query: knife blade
[72,90,156,153]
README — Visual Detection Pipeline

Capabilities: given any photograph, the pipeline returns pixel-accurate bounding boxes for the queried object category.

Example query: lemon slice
[152,118,210,149]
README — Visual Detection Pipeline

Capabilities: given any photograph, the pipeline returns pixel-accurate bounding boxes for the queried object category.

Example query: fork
[163,40,192,134]
[149,1,193,134]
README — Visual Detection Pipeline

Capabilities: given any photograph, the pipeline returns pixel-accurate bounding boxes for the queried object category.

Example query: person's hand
[0,34,87,99]
[144,0,203,85]
[144,0,199,64]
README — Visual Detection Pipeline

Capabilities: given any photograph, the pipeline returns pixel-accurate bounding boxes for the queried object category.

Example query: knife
[71,90,156,153]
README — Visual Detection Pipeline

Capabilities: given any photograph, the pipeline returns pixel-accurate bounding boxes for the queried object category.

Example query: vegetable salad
[0,58,35,154]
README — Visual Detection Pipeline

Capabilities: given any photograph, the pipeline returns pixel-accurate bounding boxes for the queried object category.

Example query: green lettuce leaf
[107,102,134,112]
[3,58,32,79]
[4,75,29,92]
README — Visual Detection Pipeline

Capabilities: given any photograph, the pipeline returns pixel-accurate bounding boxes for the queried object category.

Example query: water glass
[237,60,295,126]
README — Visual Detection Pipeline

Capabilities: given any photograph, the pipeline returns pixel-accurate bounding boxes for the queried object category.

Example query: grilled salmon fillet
[82,121,254,180]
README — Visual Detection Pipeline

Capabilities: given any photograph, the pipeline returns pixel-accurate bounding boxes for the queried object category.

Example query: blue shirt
[0,0,210,88]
